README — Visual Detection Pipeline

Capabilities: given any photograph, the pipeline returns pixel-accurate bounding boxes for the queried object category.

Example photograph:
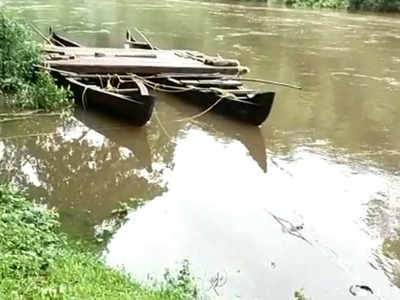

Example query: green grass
[0,10,72,112]
[0,183,198,300]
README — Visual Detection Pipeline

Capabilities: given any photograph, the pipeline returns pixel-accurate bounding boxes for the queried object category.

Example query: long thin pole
[239,78,302,90]
[135,28,154,50]
[28,23,54,46]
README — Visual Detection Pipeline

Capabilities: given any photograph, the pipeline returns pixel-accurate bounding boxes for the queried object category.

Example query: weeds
[284,0,400,11]
[294,289,310,300]
[0,10,72,112]
[0,183,198,299]
[163,260,199,299]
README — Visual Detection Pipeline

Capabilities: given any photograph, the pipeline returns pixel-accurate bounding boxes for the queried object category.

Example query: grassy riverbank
[0,10,72,112]
[284,0,400,11]
[0,183,197,300]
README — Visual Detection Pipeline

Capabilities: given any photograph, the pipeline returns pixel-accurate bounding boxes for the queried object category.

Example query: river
[1,0,400,299]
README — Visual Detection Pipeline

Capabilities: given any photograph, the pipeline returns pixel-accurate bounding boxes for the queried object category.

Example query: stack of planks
[43,45,249,75]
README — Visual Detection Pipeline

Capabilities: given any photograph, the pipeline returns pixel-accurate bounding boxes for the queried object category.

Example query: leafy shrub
[0,183,63,279]
[284,0,400,11]
[7,72,72,111]
[0,10,72,112]
[163,260,198,299]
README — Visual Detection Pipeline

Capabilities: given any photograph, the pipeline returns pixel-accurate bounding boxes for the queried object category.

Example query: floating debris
[349,284,374,296]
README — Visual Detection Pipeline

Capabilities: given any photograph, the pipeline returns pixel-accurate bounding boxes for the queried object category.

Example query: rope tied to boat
[81,86,89,110]
[175,88,237,122]
[153,107,173,140]
[97,74,104,89]
[174,93,228,122]
[127,73,196,93]
[174,50,249,76]
[125,73,240,122]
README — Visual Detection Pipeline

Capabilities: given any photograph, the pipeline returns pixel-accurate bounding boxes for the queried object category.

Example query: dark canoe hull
[147,75,275,125]
[177,89,275,126]
[65,78,154,126]
[49,32,82,47]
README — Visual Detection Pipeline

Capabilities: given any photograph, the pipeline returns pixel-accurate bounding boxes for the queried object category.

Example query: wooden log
[179,79,243,87]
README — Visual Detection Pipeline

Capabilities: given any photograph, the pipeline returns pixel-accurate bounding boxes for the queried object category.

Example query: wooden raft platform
[44,46,249,75]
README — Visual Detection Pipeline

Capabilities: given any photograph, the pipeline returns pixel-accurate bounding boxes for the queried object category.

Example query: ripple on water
[232,44,253,53]
[331,72,400,88]
[227,31,279,38]
[393,57,400,64]
[101,21,123,26]
[67,29,111,34]
[21,4,55,10]
[321,46,350,52]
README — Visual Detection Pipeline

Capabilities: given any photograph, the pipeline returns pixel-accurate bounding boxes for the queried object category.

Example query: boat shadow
[73,107,153,172]
[160,93,268,172]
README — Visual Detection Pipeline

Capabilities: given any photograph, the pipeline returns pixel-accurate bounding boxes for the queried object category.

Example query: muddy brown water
[1,0,400,299]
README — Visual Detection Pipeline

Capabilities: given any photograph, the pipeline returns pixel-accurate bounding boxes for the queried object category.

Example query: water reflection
[105,139,400,300]
[0,100,267,238]
[73,109,153,172]
[0,112,167,239]
[158,94,268,172]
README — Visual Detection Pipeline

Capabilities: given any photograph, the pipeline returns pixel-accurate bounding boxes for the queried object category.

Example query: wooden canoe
[59,75,154,126]
[49,30,82,47]
[143,74,275,126]
[45,32,274,125]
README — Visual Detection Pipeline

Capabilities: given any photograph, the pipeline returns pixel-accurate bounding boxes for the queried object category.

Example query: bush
[0,183,199,299]
[0,10,72,112]
[284,0,400,11]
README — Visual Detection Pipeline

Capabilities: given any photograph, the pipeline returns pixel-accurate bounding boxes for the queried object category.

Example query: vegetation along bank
[0,10,71,112]
[0,183,199,300]
[283,0,400,11]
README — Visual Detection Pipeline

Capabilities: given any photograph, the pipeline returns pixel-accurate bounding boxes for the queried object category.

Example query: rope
[28,23,55,46]
[127,73,196,93]
[97,74,104,89]
[239,77,302,90]
[134,28,154,50]
[81,86,89,110]
[175,94,228,122]
[153,107,173,140]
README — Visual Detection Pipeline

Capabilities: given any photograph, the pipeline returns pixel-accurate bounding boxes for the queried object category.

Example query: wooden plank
[47,58,245,75]
[63,73,230,80]
[148,73,226,79]
[43,46,181,58]
[43,46,248,74]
